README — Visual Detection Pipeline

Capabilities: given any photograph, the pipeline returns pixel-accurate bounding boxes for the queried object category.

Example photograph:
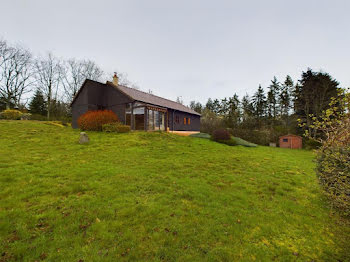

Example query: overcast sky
[1,0,349,105]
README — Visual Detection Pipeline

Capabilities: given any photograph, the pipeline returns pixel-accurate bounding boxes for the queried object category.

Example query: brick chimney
[113,73,119,86]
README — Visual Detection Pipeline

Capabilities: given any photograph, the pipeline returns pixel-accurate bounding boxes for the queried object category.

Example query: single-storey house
[71,74,201,131]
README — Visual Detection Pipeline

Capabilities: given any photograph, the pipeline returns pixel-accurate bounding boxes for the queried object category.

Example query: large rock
[79,132,89,144]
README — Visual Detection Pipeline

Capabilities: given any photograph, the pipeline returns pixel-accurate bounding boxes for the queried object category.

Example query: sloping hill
[0,121,349,261]
[190,132,257,147]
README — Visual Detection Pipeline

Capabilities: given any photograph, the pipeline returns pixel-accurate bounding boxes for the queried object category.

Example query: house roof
[71,79,201,116]
[106,81,201,116]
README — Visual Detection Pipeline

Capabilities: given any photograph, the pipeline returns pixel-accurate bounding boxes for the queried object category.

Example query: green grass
[231,137,257,147]
[190,132,257,147]
[0,120,349,261]
[189,132,211,139]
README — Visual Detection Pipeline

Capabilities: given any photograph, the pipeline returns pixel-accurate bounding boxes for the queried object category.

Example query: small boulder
[79,132,89,144]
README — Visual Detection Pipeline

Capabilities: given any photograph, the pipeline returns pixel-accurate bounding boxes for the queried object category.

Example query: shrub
[0,109,23,120]
[304,139,322,150]
[229,128,270,146]
[304,90,350,216]
[115,124,131,133]
[30,114,47,121]
[78,110,119,131]
[20,113,31,120]
[102,123,119,132]
[102,122,131,133]
[316,145,350,216]
[211,129,231,141]
[315,115,350,216]
[200,109,224,134]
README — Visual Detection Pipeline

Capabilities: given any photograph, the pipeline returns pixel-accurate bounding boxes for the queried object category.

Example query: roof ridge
[106,81,196,112]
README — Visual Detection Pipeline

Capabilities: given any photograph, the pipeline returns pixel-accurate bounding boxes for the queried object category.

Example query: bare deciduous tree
[0,42,34,109]
[34,53,62,120]
[0,39,8,68]
[83,60,103,81]
[61,59,103,103]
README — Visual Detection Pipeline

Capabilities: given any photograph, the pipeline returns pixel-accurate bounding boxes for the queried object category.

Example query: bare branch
[34,53,62,120]
[61,59,103,103]
[0,43,34,109]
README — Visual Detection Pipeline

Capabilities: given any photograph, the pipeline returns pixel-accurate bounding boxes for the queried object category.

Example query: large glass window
[160,112,165,130]
[154,111,160,131]
[126,102,146,129]
[148,109,154,130]
[147,109,165,131]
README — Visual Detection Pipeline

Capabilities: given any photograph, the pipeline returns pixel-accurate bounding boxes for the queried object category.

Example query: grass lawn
[0,120,349,261]
[189,133,257,147]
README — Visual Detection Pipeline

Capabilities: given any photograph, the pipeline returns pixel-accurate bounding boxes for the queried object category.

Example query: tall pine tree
[267,76,280,118]
[190,101,203,113]
[279,75,293,117]
[241,94,254,122]
[224,94,241,127]
[205,98,215,112]
[220,98,229,116]
[252,85,267,119]
[212,99,221,114]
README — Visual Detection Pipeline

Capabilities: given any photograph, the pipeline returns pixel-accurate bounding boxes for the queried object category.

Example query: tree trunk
[6,94,11,109]
[47,97,50,120]
[47,84,51,120]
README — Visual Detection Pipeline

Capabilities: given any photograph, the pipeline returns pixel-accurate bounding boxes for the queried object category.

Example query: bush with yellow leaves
[0,109,23,120]
[303,89,350,216]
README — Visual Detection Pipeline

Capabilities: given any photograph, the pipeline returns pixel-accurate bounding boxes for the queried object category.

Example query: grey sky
[1,0,349,105]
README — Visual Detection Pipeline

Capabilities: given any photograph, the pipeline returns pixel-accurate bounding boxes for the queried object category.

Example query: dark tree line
[190,70,341,145]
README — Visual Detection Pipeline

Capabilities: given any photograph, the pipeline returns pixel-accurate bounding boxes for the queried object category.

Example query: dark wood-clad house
[71,75,201,131]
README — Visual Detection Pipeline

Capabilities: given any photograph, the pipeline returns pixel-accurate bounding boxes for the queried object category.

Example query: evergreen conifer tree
[213,99,221,114]
[294,69,340,136]
[279,75,293,117]
[252,85,267,119]
[267,76,280,118]
[205,98,215,112]
[241,94,254,122]
[225,94,241,127]
[29,89,47,115]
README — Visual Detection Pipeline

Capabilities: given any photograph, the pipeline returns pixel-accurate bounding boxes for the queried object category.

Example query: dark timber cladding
[70,79,201,131]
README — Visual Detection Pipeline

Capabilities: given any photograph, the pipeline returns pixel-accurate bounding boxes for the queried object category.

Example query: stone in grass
[79,132,89,144]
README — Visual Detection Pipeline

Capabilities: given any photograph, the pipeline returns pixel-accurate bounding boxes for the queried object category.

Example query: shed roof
[279,134,302,138]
